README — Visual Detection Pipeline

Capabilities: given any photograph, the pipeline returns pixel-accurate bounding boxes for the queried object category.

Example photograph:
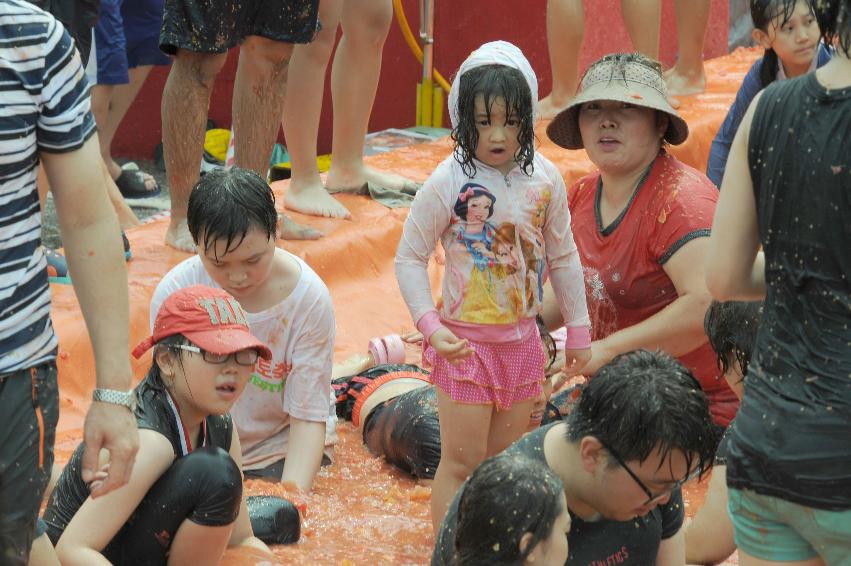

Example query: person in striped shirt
[0,2,138,563]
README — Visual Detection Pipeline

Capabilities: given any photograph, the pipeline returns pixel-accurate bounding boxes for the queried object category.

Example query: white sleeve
[542,164,591,329]
[149,259,206,330]
[281,286,336,423]
[394,166,453,324]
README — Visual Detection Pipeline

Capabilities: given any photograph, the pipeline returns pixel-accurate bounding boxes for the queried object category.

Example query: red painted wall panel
[113,0,728,160]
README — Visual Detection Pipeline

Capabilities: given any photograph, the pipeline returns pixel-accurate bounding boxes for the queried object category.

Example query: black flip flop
[115,168,161,199]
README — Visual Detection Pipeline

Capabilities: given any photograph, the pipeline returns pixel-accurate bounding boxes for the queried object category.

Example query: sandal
[115,163,161,199]
[367,334,407,366]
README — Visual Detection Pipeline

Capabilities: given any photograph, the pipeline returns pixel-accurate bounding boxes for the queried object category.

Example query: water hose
[393,0,450,92]
[393,0,449,126]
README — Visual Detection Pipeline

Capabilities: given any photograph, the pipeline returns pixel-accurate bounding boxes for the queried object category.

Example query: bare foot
[285,178,351,219]
[537,94,573,120]
[165,218,196,252]
[326,164,416,193]
[279,213,323,240]
[664,65,706,107]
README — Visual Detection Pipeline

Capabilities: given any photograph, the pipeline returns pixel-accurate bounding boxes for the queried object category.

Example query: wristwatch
[92,388,136,412]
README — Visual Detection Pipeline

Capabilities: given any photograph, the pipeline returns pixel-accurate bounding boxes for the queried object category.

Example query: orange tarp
[48,48,758,564]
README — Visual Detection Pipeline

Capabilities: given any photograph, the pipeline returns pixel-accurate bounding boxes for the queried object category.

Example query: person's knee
[247,495,301,545]
[172,50,228,90]
[241,36,293,75]
[175,446,242,526]
[440,444,487,479]
[343,7,392,50]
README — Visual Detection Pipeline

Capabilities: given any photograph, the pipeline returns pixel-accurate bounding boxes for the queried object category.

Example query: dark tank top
[44,373,233,534]
[726,72,851,509]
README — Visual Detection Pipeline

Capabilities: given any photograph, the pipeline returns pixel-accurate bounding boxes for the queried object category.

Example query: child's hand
[401,331,424,345]
[429,327,473,364]
[562,347,592,378]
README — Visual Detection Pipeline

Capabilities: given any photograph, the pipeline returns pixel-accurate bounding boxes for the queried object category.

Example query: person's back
[727,65,851,509]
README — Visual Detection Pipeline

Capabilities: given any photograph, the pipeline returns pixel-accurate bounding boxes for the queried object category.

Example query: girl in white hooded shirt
[394,41,591,530]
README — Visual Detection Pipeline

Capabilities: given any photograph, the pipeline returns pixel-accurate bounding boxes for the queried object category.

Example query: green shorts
[728,488,851,565]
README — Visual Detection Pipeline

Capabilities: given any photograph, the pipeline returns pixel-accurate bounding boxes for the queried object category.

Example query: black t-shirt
[727,73,851,510]
[43,374,233,536]
[432,424,684,566]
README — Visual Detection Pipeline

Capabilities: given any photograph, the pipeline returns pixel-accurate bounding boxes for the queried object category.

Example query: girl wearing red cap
[42,285,281,564]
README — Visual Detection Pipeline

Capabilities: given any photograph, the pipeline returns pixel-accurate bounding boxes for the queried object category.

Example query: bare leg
[324,0,412,193]
[100,66,158,192]
[102,161,141,229]
[161,50,228,251]
[91,84,141,228]
[430,388,492,531]
[538,0,584,120]
[665,0,709,101]
[485,398,536,457]
[234,35,321,239]
[282,0,352,219]
[621,0,660,59]
[27,533,60,566]
[166,521,233,566]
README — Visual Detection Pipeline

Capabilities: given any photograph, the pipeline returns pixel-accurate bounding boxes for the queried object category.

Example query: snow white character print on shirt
[450,183,522,324]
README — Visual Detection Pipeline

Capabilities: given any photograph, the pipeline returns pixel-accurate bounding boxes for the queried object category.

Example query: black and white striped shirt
[0,0,95,373]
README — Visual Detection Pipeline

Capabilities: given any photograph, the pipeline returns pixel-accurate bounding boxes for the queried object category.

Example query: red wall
[113,0,728,160]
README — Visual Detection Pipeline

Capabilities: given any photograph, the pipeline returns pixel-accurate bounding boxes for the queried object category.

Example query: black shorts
[0,364,59,566]
[159,0,320,55]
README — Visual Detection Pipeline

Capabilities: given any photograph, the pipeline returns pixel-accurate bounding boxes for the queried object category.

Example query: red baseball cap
[132,285,272,360]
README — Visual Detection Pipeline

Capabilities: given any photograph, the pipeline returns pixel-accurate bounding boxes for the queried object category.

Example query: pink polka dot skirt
[423,329,546,410]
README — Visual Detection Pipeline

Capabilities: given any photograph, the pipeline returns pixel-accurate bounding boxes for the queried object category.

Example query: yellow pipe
[392,0,451,94]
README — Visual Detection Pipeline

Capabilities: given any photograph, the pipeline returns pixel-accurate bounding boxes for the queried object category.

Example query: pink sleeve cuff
[416,310,444,344]
[564,325,592,350]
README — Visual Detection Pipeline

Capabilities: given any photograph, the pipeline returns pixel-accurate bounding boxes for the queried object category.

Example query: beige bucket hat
[547,53,689,150]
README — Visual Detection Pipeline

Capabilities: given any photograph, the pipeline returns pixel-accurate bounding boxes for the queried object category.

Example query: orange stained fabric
[47,48,758,563]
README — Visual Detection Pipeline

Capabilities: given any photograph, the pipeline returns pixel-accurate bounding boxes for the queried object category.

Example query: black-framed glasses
[601,440,698,505]
[170,344,259,366]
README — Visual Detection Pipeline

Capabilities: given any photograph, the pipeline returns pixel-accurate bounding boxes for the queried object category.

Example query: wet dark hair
[536,315,558,370]
[451,64,536,178]
[752,0,818,87]
[704,300,763,382]
[187,167,278,260]
[453,183,496,220]
[815,0,851,56]
[147,334,191,390]
[566,350,718,479]
[454,453,565,565]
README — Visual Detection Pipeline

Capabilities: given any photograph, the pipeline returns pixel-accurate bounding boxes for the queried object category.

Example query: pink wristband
[564,325,592,350]
[416,311,444,344]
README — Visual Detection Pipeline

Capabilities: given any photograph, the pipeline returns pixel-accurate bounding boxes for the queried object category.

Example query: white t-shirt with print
[150,251,338,470]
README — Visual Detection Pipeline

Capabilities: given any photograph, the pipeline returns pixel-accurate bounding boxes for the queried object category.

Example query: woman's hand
[563,347,593,377]
[429,328,473,364]
[568,341,616,378]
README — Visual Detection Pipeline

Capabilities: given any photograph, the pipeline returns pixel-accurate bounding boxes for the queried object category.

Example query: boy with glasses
[433,349,719,565]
